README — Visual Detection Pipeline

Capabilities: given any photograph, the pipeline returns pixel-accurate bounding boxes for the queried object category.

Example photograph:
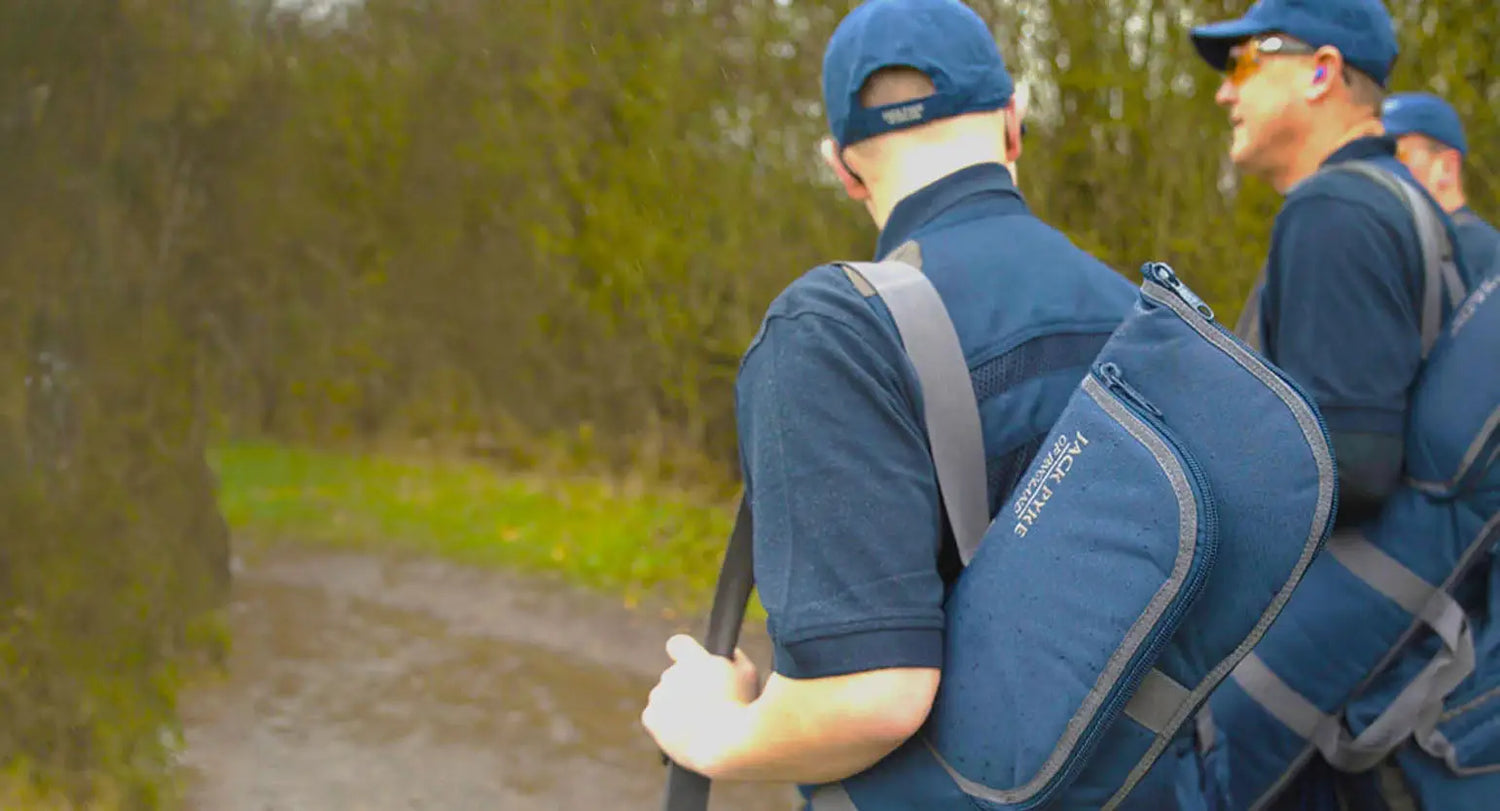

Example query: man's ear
[1002,104,1024,165]
[1435,149,1463,193]
[1306,49,1341,102]
[819,136,870,201]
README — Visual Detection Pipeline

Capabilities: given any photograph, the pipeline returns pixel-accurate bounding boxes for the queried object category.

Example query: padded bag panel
[1206,488,1497,808]
[1065,266,1337,810]
[1334,277,1500,807]
[1378,508,1500,810]
[1407,273,1500,500]
[1097,268,1334,689]
[1439,536,1500,775]
[1206,492,1483,809]
[918,370,1216,810]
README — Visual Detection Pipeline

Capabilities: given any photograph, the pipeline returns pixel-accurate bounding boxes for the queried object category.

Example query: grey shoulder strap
[840,260,989,565]
[1226,519,1498,802]
[1452,208,1480,228]
[1324,161,1468,357]
[1235,269,1268,352]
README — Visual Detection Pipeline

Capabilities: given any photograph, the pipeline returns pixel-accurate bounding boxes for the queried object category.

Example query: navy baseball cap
[1383,92,1468,155]
[822,0,1014,148]
[1190,0,1399,87]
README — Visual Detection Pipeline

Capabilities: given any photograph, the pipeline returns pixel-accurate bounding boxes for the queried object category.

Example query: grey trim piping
[1422,728,1500,777]
[1233,531,1475,774]
[1435,512,1500,731]
[1247,511,1500,808]
[927,375,1202,805]
[1441,683,1500,722]
[1405,404,1500,497]
[1134,282,1337,811]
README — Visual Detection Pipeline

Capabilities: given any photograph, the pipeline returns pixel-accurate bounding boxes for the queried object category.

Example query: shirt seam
[1273,188,1422,297]
[739,301,876,374]
[778,618,945,648]
[889,197,1029,250]
[745,285,1124,380]
[1281,187,1410,224]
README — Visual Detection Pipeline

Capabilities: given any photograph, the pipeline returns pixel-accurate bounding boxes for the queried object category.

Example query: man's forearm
[708,667,940,784]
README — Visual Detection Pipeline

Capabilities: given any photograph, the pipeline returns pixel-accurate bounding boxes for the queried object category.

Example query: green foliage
[0,323,227,809]
[0,0,234,805]
[2,0,1498,801]
[189,0,873,463]
[0,761,126,811]
[181,0,1500,469]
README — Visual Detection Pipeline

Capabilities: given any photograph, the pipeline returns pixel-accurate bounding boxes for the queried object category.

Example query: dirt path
[178,546,796,810]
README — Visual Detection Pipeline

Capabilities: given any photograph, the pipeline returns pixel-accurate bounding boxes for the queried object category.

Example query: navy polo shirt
[734,163,1135,679]
[1454,206,1500,281]
[1257,136,1475,438]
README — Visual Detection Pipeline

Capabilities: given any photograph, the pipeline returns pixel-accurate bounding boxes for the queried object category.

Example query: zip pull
[1095,362,1164,419]
[1142,262,1216,321]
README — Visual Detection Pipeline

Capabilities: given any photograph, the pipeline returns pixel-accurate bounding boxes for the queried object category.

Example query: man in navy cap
[1385,91,1500,280]
[1189,1,1480,807]
[640,0,1134,797]
[1191,0,1479,531]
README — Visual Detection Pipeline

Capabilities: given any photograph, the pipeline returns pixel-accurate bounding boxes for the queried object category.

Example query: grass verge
[210,441,757,618]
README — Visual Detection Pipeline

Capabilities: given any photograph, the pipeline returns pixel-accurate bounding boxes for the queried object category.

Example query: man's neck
[1272,117,1385,194]
[867,150,1001,229]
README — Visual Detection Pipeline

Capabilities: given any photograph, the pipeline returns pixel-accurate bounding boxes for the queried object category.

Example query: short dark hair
[857,66,936,109]
[1345,67,1386,116]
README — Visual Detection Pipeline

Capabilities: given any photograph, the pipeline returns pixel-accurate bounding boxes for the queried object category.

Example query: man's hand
[642,634,761,777]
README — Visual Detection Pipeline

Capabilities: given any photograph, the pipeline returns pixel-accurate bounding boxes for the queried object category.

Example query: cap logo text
[881,102,925,126]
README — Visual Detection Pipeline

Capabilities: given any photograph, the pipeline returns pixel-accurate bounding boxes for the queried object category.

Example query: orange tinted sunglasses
[1225,35,1319,86]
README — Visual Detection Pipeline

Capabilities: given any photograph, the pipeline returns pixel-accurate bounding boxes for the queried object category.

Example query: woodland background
[1,0,1495,806]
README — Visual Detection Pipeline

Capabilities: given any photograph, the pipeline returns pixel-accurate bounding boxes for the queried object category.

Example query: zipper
[1029,362,1221,809]
[1142,262,1216,321]
[1139,261,1341,537]
[1097,361,1163,419]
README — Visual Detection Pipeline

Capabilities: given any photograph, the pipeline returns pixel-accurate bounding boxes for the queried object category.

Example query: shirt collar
[1322,134,1400,167]
[876,163,1024,259]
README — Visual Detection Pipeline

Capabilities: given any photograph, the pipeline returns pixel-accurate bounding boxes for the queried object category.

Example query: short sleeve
[736,299,946,680]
